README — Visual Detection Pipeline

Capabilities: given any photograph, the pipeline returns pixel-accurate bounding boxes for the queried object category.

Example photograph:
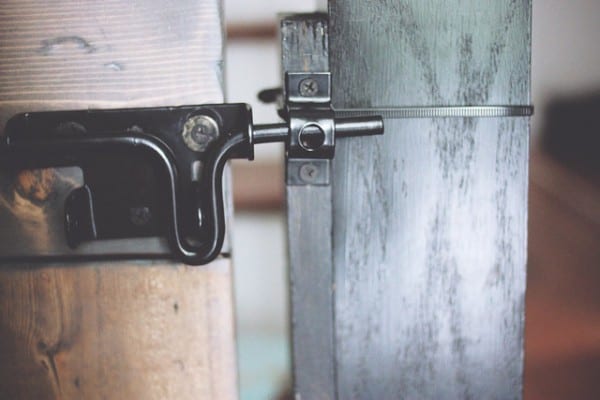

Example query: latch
[0,72,383,265]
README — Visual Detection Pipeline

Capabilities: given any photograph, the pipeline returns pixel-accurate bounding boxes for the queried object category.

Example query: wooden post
[329,1,531,398]
[286,1,531,398]
[0,1,237,399]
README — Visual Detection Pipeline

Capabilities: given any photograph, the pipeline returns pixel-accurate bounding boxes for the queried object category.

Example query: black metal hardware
[0,82,383,265]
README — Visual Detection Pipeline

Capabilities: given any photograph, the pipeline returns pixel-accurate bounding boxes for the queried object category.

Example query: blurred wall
[532,0,600,138]
[225,0,319,26]
[224,3,320,399]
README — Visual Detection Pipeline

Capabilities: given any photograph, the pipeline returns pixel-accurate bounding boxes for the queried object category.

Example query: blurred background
[224,0,600,399]
[225,3,318,399]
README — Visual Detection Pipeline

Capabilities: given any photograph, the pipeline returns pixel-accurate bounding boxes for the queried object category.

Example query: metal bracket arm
[0,101,384,265]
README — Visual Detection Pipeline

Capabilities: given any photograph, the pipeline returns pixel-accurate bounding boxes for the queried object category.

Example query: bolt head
[182,115,220,152]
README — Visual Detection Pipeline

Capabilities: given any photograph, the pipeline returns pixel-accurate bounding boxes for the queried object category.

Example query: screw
[298,77,319,97]
[299,163,319,183]
[182,115,220,152]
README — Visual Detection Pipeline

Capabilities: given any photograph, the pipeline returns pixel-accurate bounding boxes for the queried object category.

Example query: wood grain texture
[0,0,224,126]
[329,1,531,399]
[0,260,237,400]
[282,15,336,400]
[0,1,237,399]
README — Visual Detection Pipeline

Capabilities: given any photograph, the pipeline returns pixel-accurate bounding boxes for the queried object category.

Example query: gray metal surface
[329,0,531,399]
[282,14,336,400]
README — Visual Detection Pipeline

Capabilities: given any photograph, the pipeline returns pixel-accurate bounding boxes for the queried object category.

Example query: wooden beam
[0,1,237,398]
[328,1,531,398]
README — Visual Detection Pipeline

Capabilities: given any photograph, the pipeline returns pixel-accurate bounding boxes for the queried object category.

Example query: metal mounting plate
[0,104,252,263]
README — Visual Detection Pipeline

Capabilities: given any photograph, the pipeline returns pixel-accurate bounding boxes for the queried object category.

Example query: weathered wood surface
[328,1,531,399]
[0,0,224,127]
[282,15,336,400]
[0,1,237,399]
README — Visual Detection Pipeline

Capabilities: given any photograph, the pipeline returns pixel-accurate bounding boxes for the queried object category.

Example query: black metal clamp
[0,72,383,265]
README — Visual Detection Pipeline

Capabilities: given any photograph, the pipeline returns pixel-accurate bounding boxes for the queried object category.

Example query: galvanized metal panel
[329,1,531,399]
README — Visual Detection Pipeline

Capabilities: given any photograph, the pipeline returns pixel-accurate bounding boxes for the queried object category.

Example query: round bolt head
[182,115,220,152]
[298,78,319,97]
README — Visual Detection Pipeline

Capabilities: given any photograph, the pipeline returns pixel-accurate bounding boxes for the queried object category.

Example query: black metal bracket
[0,85,383,265]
